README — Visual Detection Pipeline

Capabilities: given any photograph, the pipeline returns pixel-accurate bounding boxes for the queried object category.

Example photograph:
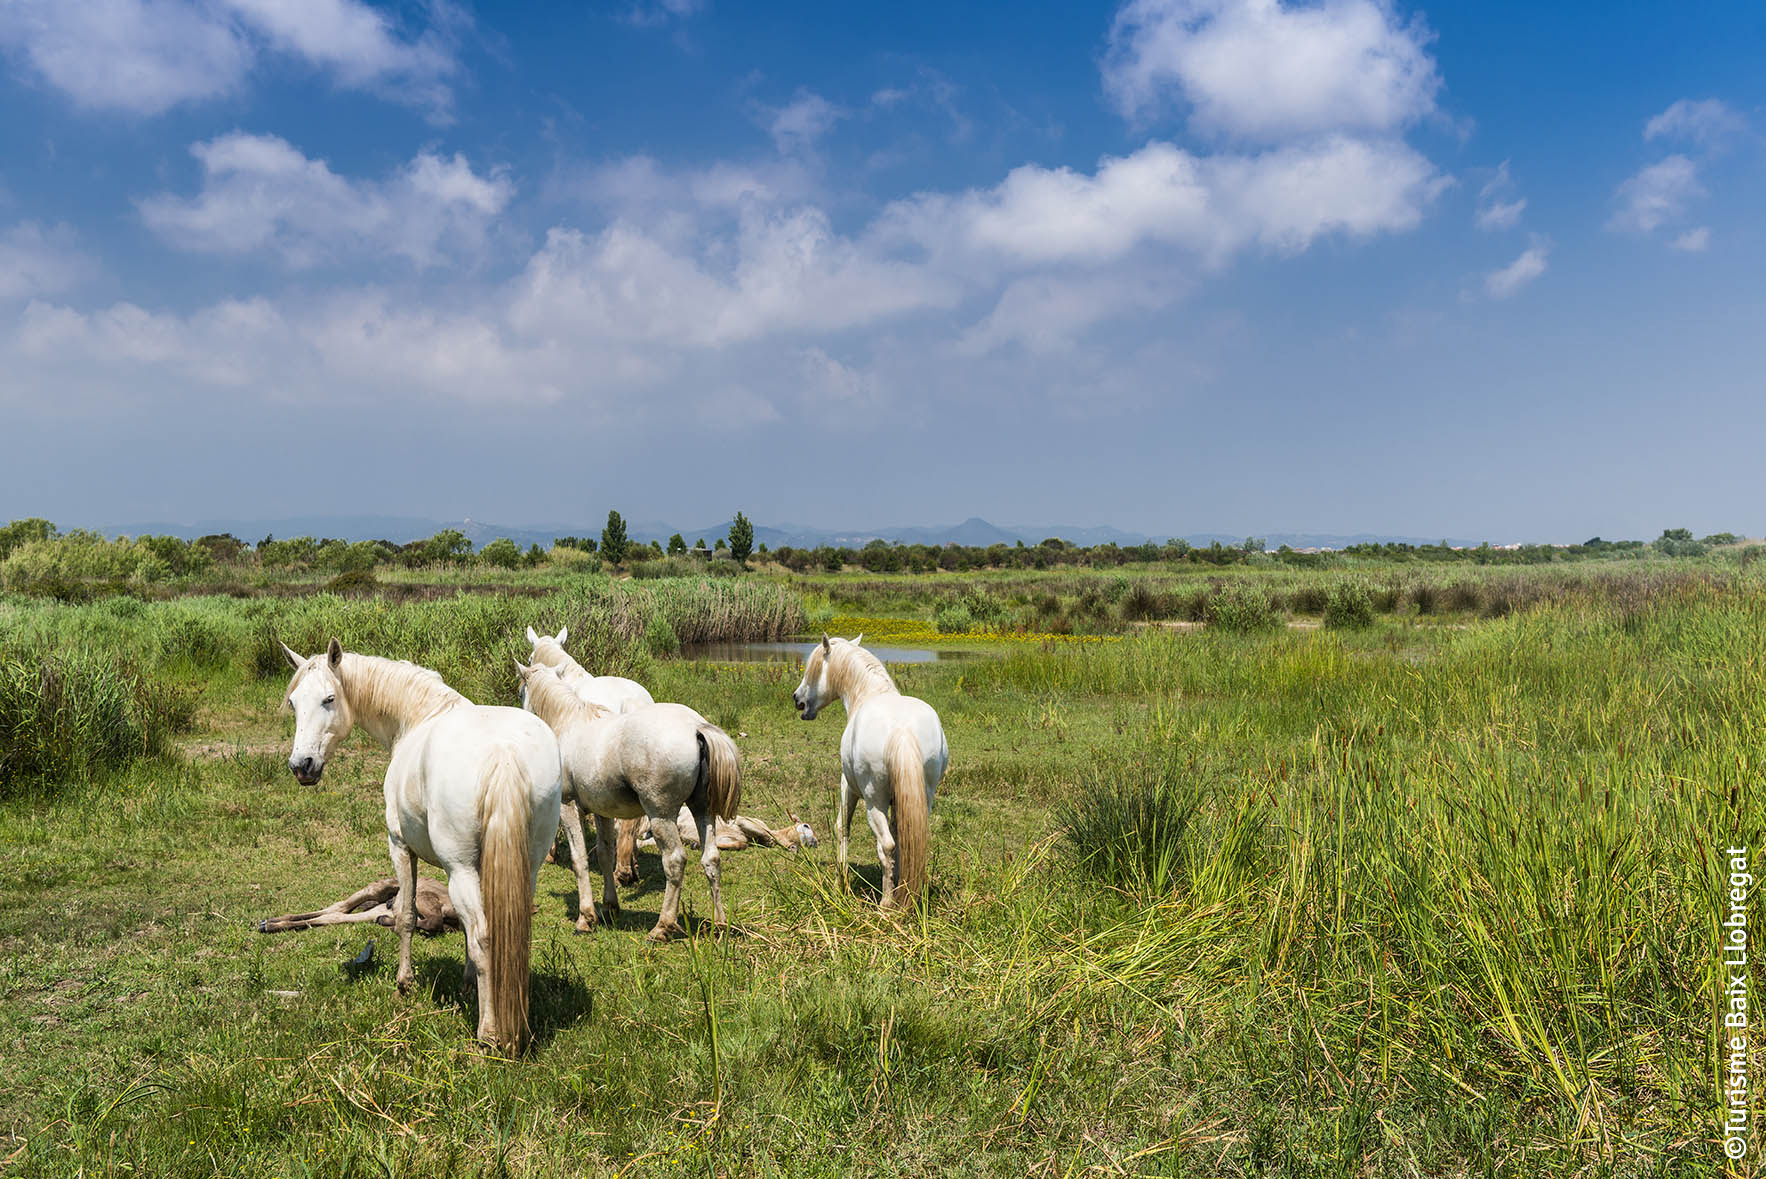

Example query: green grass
[0,574,1750,1175]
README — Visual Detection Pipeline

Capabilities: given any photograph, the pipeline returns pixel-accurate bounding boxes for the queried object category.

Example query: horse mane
[524,666,609,729]
[530,636,590,680]
[337,653,467,723]
[828,640,897,703]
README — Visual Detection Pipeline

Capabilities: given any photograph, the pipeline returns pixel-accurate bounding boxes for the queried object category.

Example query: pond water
[680,641,976,664]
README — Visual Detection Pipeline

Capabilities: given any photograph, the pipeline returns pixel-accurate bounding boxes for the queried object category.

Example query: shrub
[933,604,973,634]
[1323,582,1376,629]
[1120,582,1168,622]
[326,569,379,596]
[1205,583,1281,632]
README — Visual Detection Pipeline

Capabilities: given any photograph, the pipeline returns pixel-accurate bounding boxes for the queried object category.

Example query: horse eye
[322,695,335,707]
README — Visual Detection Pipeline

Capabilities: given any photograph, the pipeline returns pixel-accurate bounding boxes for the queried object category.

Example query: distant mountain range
[93,514,1488,552]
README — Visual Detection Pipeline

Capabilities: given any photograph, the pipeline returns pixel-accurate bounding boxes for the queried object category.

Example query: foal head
[280,638,353,785]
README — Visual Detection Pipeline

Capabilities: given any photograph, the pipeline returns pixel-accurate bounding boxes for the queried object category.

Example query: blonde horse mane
[291,651,466,727]
[521,664,609,730]
[824,638,898,705]
[529,634,590,678]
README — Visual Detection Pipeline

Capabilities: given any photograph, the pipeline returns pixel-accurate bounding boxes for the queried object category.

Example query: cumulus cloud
[0,0,463,119]
[1644,98,1747,150]
[138,133,513,268]
[1102,0,1440,140]
[1670,226,1710,253]
[1607,154,1702,234]
[880,135,1448,270]
[765,91,847,155]
[1483,238,1548,299]
[0,223,97,298]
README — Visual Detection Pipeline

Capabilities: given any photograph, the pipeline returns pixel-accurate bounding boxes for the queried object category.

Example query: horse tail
[479,744,534,1055]
[886,727,929,907]
[697,725,742,820]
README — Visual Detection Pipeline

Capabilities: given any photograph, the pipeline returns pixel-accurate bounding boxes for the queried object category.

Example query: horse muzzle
[290,756,324,786]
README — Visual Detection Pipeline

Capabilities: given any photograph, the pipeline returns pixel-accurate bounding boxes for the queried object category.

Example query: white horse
[281,639,562,1054]
[793,635,947,909]
[516,662,741,941]
[524,625,655,885]
[526,626,653,712]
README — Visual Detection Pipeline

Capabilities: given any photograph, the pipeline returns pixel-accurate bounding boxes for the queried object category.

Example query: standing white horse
[516,661,740,941]
[281,640,562,1054]
[793,635,947,909]
[526,626,653,712]
[524,625,654,885]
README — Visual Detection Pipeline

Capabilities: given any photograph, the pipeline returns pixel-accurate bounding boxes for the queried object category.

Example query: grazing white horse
[524,625,655,885]
[281,640,562,1054]
[517,662,740,940]
[793,635,947,909]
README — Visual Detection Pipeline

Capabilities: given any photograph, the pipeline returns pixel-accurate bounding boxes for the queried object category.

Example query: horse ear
[327,637,343,669]
[820,633,830,650]
[513,659,530,677]
[279,640,304,669]
[556,626,568,644]
[526,626,539,645]
[852,633,864,646]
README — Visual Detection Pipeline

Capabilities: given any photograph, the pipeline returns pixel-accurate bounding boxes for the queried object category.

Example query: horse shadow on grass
[412,954,596,1048]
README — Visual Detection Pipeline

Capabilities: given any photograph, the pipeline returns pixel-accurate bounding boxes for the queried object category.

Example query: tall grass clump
[0,649,193,797]
[1058,768,1204,900]
[1321,580,1375,629]
[1203,582,1281,632]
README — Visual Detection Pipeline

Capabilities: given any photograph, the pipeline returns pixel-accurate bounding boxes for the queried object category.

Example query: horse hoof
[646,925,678,943]
[575,918,595,934]
[396,977,414,996]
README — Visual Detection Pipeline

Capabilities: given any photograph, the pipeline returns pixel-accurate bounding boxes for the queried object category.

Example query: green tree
[601,510,629,566]
[714,537,727,551]
[0,518,56,560]
[478,537,522,568]
[667,533,687,556]
[729,511,754,566]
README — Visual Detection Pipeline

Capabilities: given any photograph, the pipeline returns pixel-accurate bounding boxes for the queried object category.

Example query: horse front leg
[559,798,598,933]
[592,814,622,927]
[836,773,858,884]
[646,813,688,942]
[390,840,419,994]
[863,801,898,910]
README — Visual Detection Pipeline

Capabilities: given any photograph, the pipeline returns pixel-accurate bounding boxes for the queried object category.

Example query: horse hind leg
[836,773,858,884]
[446,869,496,1045]
[863,801,898,910]
[690,803,727,931]
[646,813,689,942]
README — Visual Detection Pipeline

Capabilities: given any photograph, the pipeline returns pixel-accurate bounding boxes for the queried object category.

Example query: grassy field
[0,566,1753,1175]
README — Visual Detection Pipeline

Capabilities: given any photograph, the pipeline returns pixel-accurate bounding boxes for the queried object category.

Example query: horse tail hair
[885,727,929,907]
[479,744,534,1055]
[697,725,742,820]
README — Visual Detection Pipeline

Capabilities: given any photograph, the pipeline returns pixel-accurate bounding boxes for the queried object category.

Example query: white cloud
[956,272,1184,356]
[1483,238,1548,299]
[1473,160,1525,230]
[1644,99,1747,150]
[881,135,1447,270]
[0,0,251,115]
[0,0,462,118]
[138,133,513,268]
[766,91,846,155]
[0,223,97,298]
[1607,154,1702,234]
[1670,226,1710,253]
[1102,0,1440,141]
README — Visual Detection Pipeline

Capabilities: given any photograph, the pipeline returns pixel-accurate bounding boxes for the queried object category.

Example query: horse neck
[526,676,604,732]
[340,654,467,749]
[832,648,898,710]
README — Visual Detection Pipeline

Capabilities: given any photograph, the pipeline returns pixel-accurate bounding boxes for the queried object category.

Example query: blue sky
[1,0,1761,541]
